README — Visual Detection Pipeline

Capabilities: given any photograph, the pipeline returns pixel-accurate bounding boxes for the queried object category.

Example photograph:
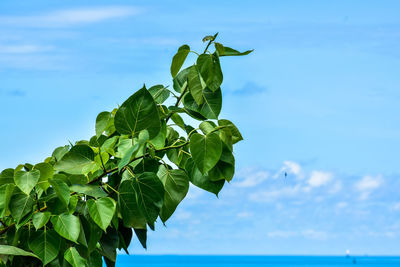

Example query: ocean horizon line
[119,254,400,257]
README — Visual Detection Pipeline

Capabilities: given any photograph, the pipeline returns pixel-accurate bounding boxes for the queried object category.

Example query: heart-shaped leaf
[87,197,116,231]
[28,229,60,265]
[114,86,161,138]
[189,132,222,174]
[157,166,189,222]
[14,170,40,195]
[51,214,81,243]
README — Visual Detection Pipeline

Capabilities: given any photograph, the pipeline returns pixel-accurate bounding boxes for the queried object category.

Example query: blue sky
[1,0,400,256]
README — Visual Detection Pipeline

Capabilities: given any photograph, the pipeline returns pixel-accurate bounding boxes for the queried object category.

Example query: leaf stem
[166,83,188,123]
[203,32,218,54]
[98,147,107,172]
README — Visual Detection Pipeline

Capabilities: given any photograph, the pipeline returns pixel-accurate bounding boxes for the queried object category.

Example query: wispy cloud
[267,229,328,240]
[249,185,303,203]
[273,160,303,179]
[233,168,269,187]
[0,6,140,28]
[307,171,333,187]
[354,175,383,200]
[393,203,400,211]
[0,45,53,54]
[267,230,296,238]
[237,211,253,218]
[336,201,348,209]
[302,229,328,240]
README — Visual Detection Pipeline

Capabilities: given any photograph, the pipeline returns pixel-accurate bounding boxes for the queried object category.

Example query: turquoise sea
[115,256,400,266]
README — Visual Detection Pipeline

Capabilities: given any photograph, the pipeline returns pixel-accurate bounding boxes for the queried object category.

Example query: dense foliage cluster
[0,34,252,266]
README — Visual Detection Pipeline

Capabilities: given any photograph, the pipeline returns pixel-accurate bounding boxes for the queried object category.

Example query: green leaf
[183,87,222,120]
[114,86,161,139]
[187,65,204,105]
[99,228,119,263]
[133,172,164,226]
[28,229,61,265]
[189,132,222,174]
[196,54,223,92]
[148,85,170,104]
[32,211,51,230]
[157,166,189,222]
[214,42,253,56]
[118,173,147,229]
[185,158,225,195]
[208,144,235,182]
[170,113,185,130]
[88,250,103,267]
[0,245,39,259]
[96,111,114,137]
[199,121,217,135]
[170,44,190,77]
[118,143,139,171]
[119,171,164,228]
[52,145,70,161]
[218,119,243,144]
[54,145,97,175]
[51,214,81,243]
[0,184,14,217]
[118,223,133,254]
[14,170,40,195]
[69,194,79,214]
[200,88,222,119]
[0,168,14,186]
[64,247,88,267]
[69,184,107,198]
[49,179,70,209]
[87,197,116,231]
[172,66,189,93]
[149,120,167,150]
[9,192,34,223]
[80,215,102,252]
[33,163,54,191]
[133,228,147,249]
[101,136,119,156]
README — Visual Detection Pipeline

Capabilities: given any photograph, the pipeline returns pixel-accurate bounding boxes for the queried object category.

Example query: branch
[0,206,47,235]
[165,33,218,123]
[165,83,188,123]
[89,141,189,185]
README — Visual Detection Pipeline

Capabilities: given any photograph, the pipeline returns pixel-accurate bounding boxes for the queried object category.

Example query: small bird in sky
[284,172,287,178]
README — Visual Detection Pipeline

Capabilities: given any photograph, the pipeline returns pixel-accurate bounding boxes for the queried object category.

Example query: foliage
[0,33,252,266]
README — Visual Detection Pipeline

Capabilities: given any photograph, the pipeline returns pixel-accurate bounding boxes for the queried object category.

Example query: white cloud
[355,175,383,191]
[273,161,303,179]
[267,230,296,238]
[237,211,253,218]
[174,210,192,221]
[354,175,383,200]
[308,171,333,187]
[0,6,140,27]
[329,180,342,194]
[267,229,327,240]
[302,230,328,240]
[392,203,400,211]
[336,202,348,209]
[249,185,302,202]
[0,45,52,54]
[233,169,269,187]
